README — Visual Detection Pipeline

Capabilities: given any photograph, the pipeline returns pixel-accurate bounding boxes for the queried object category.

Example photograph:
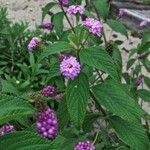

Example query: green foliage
[138,89,150,102]
[66,73,89,128]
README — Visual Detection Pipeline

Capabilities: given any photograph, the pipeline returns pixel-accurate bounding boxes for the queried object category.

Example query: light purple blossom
[54,93,64,101]
[58,0,68,6]
[60,56,81,80]
[140,20,148,27]
[36,107,58,140]
[28,37,40,51]
[41,85,55,97]
[83,18,103,36]
[119,8,126,17]
[135,78,142,86]
[0,124,15,136]
[74,141,96,150]
[67,5,84,15]
[42,21,53,30]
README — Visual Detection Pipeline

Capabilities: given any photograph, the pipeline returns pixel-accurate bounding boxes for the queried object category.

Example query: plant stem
[93,131,99,145]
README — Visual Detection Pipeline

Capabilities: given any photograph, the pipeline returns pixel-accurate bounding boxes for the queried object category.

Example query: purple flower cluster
[59,0,68,6]
[119,8,126,17]
[83,18,103,36]
[60,56,81,80]
[28,37,40,51]
[0,124,14,136]
[74,141,96,150]
[135,78,142,86]
[41,85,55,97]
[42,21,53,30]
[36,107,58,140]
[67,5,84,15]
[140,20,148,27]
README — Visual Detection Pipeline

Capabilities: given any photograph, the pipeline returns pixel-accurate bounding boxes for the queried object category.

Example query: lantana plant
[0,0,150,150]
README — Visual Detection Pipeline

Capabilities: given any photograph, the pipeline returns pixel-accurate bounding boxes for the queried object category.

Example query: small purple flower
[42,21,53,30]
[83,18,103,36]
[140,20,148,27]
[60,56,81,80]
[119,8,126,17]
[36,107,58,140]
[58,0,68,6]
[74,141,96,150]
[41,85,55,97]
[0,124,15,136]
[28,37,40,51]
[135,78,142,86]
[54,93,64,101]
[67,5,84,15]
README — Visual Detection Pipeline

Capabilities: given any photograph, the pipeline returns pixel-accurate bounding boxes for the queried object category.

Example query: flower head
[74,141,96,150]
[83,18,103,36]
[60,56,81,80]
[135,78,142,86]
[42,21,53,30]
[140,20,148,27]
[36,107,58,140]
[67,5,84,15]
[59,0,68,6]
[0,124,15,136]
[41,85,55,97]
[119,8,126,17]
[28,37,40,51]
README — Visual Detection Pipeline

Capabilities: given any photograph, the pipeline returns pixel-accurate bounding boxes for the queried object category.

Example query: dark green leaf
[144,76,150,89]
[52,12,64,37]
[0,130,64,150]
[127,59,136,70]
[110,116,149,150]
[107,20,128,37]
[66,73,89,128]
[138,89,150,102]
[93,0,109,20]
[92,80,143,121]
[79,46,119,80]
[42,2,56,21]
[39,41,71,60]
[0,94,35,125]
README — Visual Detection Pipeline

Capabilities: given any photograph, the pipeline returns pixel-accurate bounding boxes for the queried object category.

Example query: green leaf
[66,73,89,128]
[39,41,71,60]
[107,20,128,37]
[92,80,143,121]
[83,113,100,132]
[42,2,56,21]
[144,76,150,89]
[0,94,35,125]
[79,46,119,80]
[0,130,64,150]
[93,0,109,20]
[52,12,64,37]
[57,98,69,131]
[127,59,136,70]
[110,116,149,150]
[138,89,150,102]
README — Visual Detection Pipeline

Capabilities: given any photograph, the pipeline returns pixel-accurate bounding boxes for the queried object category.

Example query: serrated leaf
[138,89,150,102]
[0,94,35,125]
[57,98,69,131]
[0,130,64,150]
[79,46,119,80]
[107,20,128,37]
[92,80,143,121]
[144,76,150,89]
[66,73,89,128]
[52,12,64,37]
[42,2,56,21]
[127,59,136,70]
[110,116,149,150]
[93,0,109,20]
[39,41,71,60]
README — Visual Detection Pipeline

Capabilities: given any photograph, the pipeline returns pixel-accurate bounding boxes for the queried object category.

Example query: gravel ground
[0,0,149,114]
